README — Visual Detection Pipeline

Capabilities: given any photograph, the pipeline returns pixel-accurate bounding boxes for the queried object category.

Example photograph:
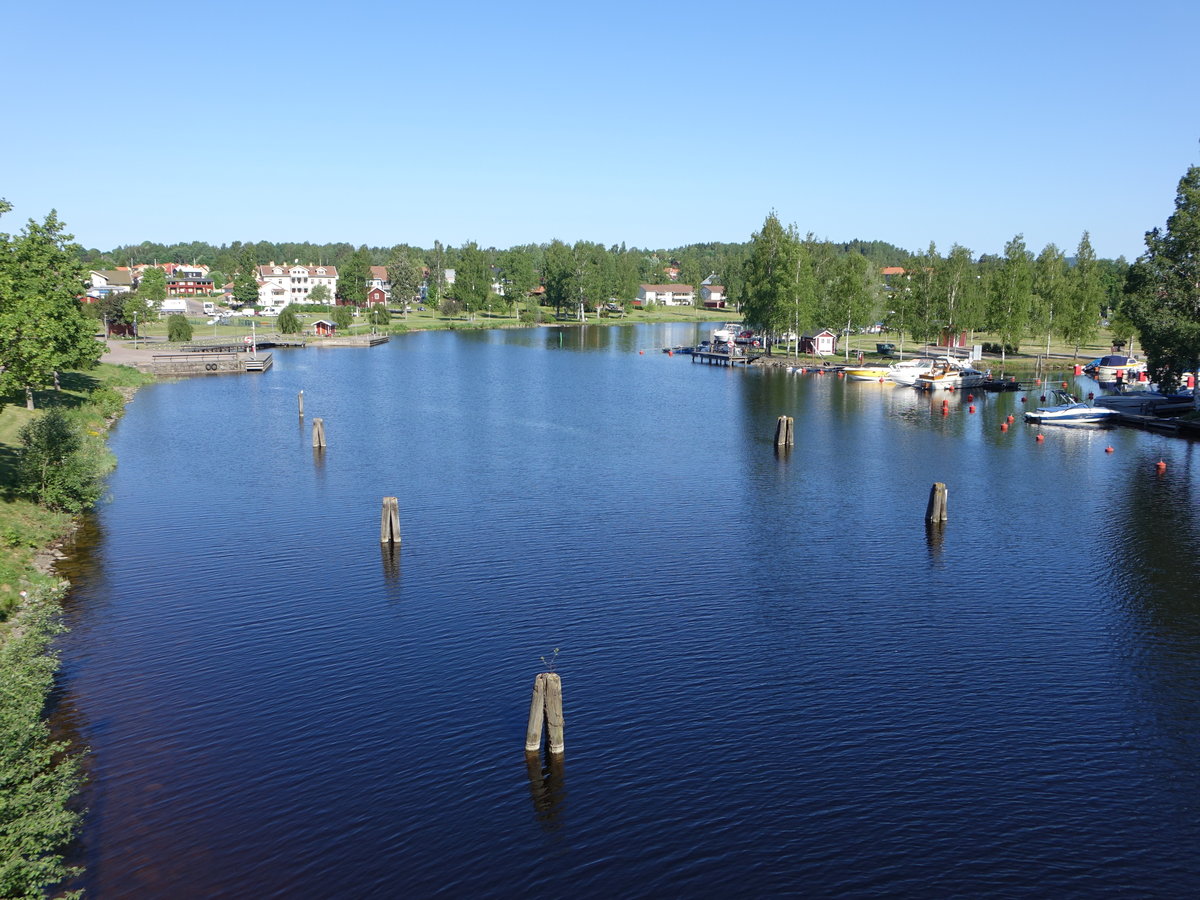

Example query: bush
[167,313,193,342]
[88,387,125,419]
[367,305,390,326]
[16,409,111,513]
[331,305,353,329]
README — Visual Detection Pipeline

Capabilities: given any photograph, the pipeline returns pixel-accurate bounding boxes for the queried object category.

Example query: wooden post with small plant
[380,496,401,545]
[298,390,304,418]
[926,482,948,524]
[774,415,794,448]
[524,649,564,754]
[312,417,326,448]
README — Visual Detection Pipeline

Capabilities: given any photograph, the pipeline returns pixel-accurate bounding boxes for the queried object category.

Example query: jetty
[692,350,756,367]
[142,351,273,376]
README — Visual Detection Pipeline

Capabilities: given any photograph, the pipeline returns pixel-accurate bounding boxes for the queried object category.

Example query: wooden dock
[142,352,273,376]
[692,350,754,367]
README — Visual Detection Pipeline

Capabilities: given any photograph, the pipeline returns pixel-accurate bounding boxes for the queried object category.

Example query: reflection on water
[53,326,1200,897]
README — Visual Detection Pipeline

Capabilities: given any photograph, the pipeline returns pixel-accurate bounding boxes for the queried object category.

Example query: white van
[202,301,216,315]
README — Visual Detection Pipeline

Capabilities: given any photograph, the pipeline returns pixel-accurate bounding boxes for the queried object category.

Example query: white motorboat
[887,357,939,386]
[1025,390,1120,425]
[914,359,988,391]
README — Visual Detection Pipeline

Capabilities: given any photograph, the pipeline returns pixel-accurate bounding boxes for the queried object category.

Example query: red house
[800,330,838,355]
[366,287,387,305]
[313,319,336,336]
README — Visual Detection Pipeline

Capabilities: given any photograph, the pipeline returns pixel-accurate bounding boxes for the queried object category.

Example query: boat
[1094,388,1194,415]
[1093,355,1146,384]
[886,357,939,386]
[843,365,893,382]
[1024,389,1120,425]
[913,359,988,391]
[711,323,741,343]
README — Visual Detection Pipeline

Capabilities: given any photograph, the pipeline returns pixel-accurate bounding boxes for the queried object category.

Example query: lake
[53,323,1200,897]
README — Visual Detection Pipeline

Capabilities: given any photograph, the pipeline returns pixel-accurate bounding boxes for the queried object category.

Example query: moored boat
[914,359,988,391]
[1025,389,1120,425]
[843,365,893,382]
[887,356,939,386]
[1093,355,1146,384]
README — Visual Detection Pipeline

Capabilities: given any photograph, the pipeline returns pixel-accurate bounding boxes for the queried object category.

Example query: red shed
[313,319,336,336]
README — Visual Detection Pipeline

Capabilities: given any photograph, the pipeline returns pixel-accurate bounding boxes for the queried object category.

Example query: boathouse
[313,319,336,336]
[800,329,838,355]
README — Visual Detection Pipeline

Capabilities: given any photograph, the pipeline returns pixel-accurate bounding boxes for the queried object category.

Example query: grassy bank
[0,361,152,898]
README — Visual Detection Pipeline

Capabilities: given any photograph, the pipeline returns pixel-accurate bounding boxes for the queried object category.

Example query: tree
[1031,243,1068,358]
[232,249,260,308]
[1124,163,1200,396]
[167,313,193,342]
[139,266,167,303]
[277,305,301,334]
[0,208,102,408]
[986,234,1034,362]
[386,247,422,311]
[337,245,371,306]
[332,304,353,329]
[498,247,538,312]
[542,240,576,315]
[16,407,109,512]
[936,244,984,338]
[455,242,493,319]
[308,283,331,306]
[367,304,390,327]
[741,212,800,350]
[827,252,877,355]
[1059,232,1101,358]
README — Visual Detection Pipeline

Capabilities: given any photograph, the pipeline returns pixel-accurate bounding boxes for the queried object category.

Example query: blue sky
[4,0,1197,260]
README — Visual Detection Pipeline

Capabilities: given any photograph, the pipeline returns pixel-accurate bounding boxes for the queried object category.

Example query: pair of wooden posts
[926,482,948,524]
[524,673,564,755]
[300,393,328,448]
[774,415,794,448]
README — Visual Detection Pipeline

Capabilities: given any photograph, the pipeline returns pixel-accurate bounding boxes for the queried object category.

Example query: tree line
[737,211,1130,360]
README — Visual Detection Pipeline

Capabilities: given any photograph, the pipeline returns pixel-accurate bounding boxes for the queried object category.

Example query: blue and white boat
[1025,390,1120,425]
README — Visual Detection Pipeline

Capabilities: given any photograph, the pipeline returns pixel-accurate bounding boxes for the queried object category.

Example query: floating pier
[692,350,754,367]
[142,352,272,376]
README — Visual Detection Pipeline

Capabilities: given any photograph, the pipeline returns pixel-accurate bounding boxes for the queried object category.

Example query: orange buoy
[1062,381,1068,388]
[941,407,949,416]
[1105,446,1114,453]
[1156,459,1167,473]
[1036,433,1045,442]
[969,405,976,413]
[667,350,673,356]
[1007,414,1015,423]
[1035,378,1041,386]
[639,350,644,355]
[1074,364,1082,376]
[1001,422,1008,432]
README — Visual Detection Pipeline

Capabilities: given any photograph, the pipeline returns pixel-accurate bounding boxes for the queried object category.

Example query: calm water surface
[53,324,1200,897]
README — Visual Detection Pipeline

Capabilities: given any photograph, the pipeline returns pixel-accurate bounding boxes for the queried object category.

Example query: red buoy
[1074,364,1082,376]
[941,407,949,416]
[967,393,975,401]
[1105,446,1114,453]
[1001,422,1009,432]
[1036,433,1045,442]
[1188,374,1196,389]
[1007,414,1015,423]
[1156,459,1167,473]
[1035,378,1042,386]
[1021,396,1027,403]
[969,405,976,413]
[1062,381,1068,388]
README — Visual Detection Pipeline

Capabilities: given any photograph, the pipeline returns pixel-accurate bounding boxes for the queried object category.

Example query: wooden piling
[544,673,564,755]
[925,482,948,523]
[774,415,794,448]
[298,390,304,418]
[312,417,326,448]
[380,496,401,545]
[524,673,548,752]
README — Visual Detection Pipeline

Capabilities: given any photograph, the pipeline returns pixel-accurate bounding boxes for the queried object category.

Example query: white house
[88,269,134,299]
[637,283,695,306]
[700,284,726,307]
[368,265,390,297]
[256,262,339,306]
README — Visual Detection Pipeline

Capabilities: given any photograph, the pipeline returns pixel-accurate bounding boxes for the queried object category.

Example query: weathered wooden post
[524,673,548,752]
[925,482,948,524]
[298,390,304,418]
[774,415,794,448]
[380,496,401,545]
[312,417,326,448]
[544,673,564,754]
